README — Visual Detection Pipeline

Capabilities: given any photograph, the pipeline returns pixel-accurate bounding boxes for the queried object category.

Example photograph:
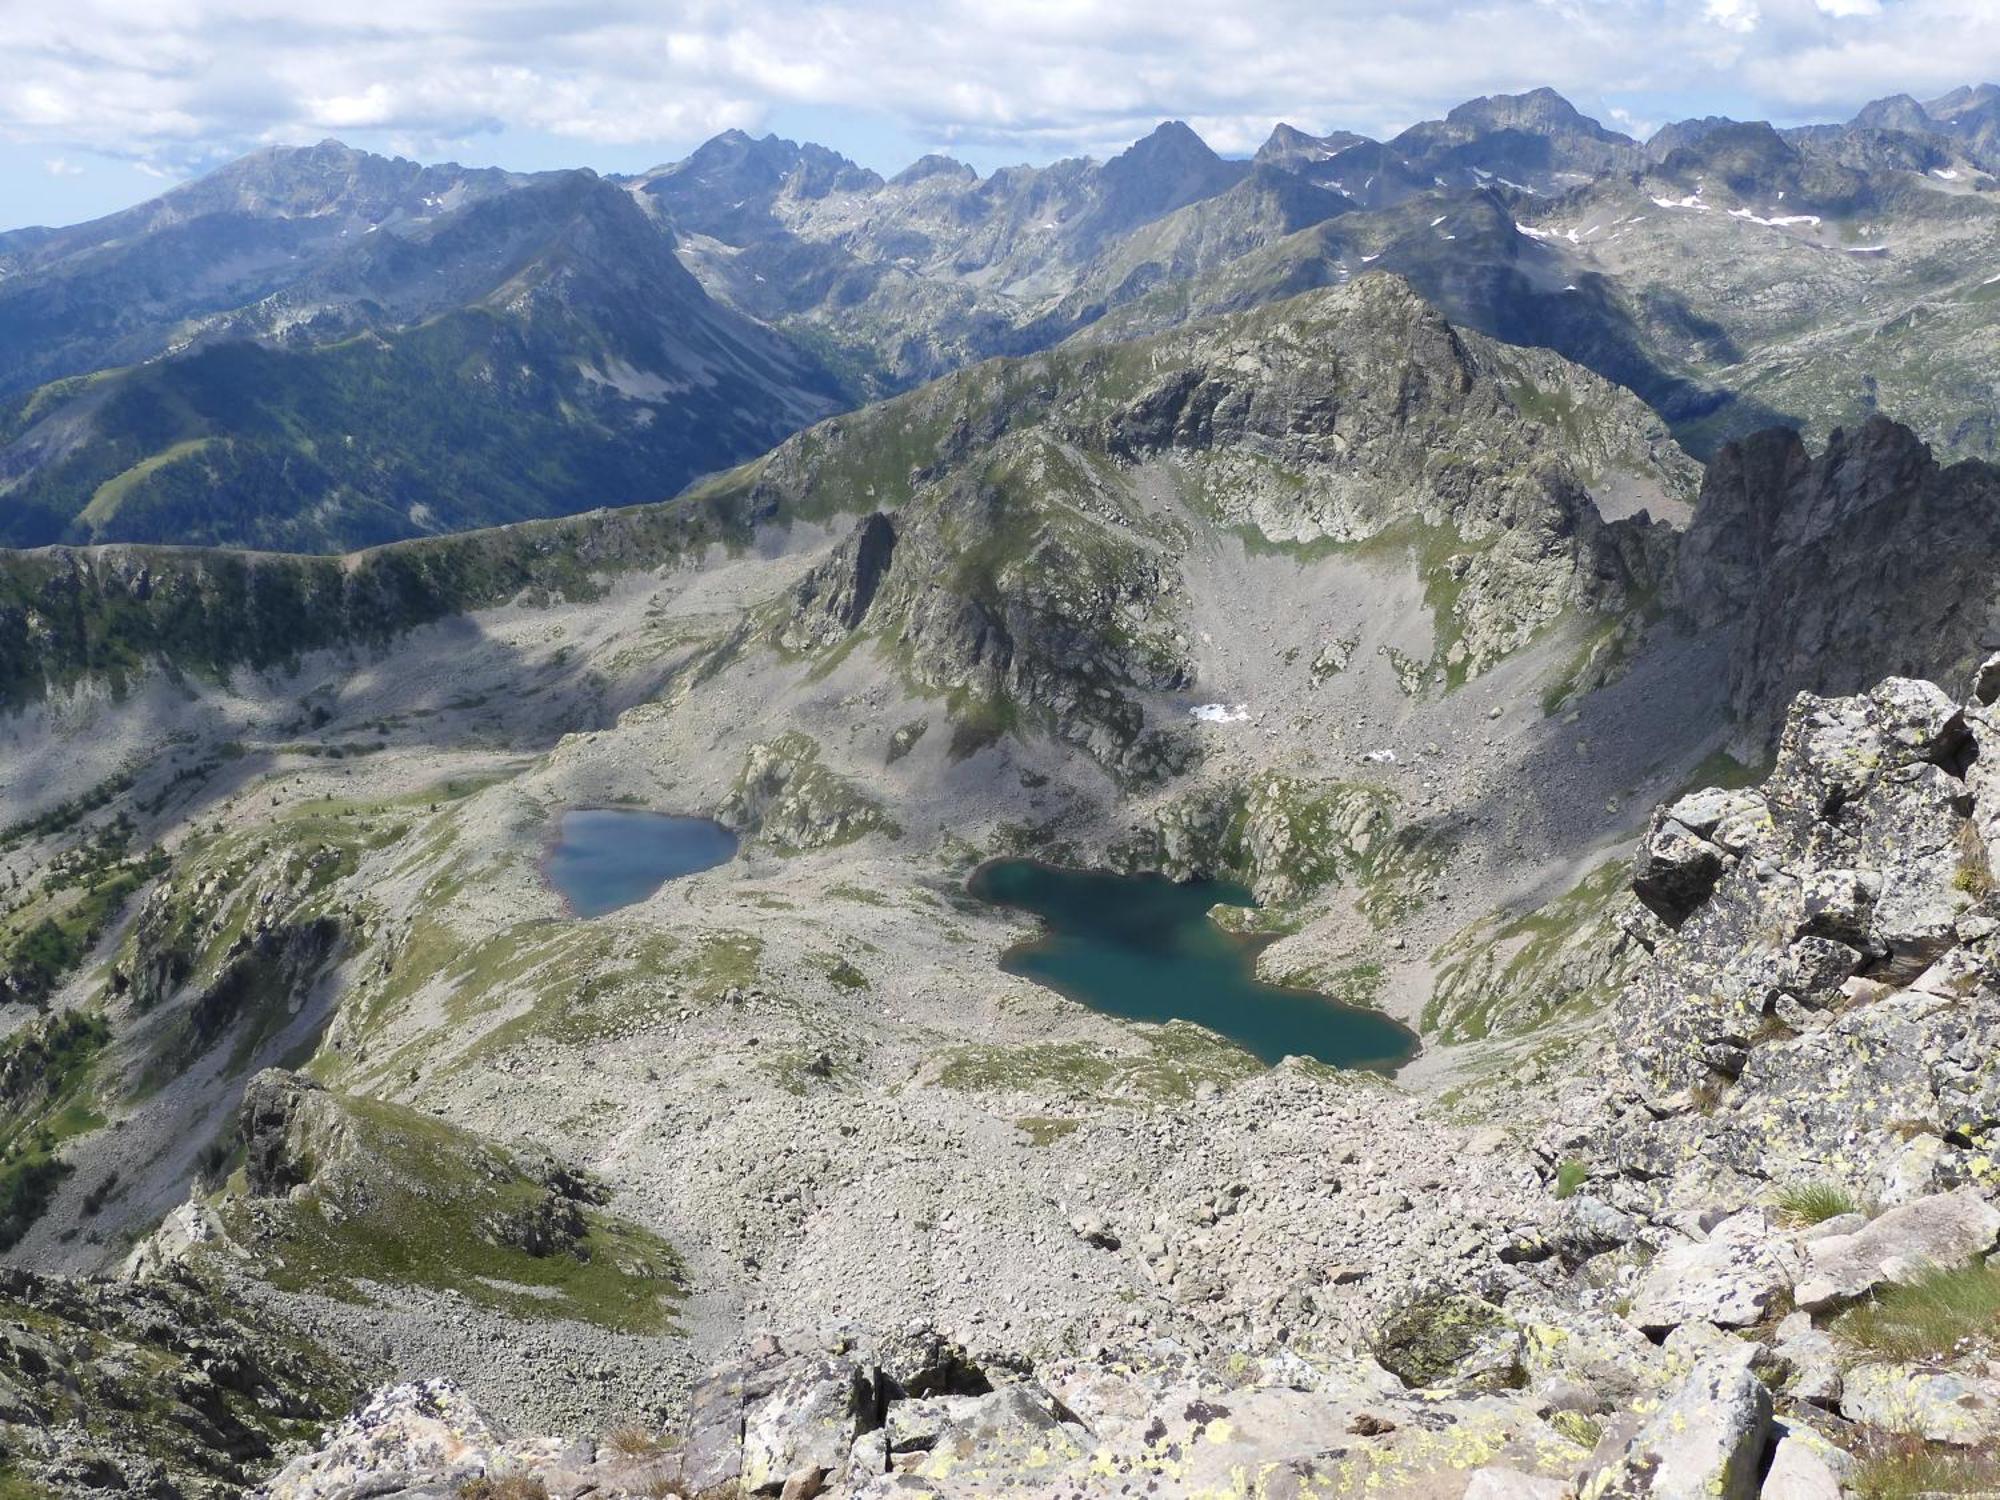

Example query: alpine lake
[543,809,739,917]
[969,858,1417,1071]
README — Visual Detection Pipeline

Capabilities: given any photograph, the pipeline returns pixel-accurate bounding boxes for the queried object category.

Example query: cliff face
[1676,416,2000,731]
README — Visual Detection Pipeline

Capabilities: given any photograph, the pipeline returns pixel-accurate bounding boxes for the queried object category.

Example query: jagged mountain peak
[1087,119,1250,238]
[651,128,883,201]
[1645,115,1743,161]
[1444,86,1630,143]
[890,153,978,187]
[1926,81,2000,119]
[1254,122,1373,166]
[1851,92,1934,132]
[1109,120,1225,170]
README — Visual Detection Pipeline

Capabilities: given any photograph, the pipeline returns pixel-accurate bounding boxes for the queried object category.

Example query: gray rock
[1578,1348,1772,1500]
[1793,1189,2000,1310]
[1840,1363,2000,1445]
[1769,1312,1841,1407]
[1556,1196,1640,1258]
[1759,1432,1843,1500]
[741,1357,877,1495]
[682,1343,880,1497]
[899,1383,1090,1481]
[1465,1468,1571,1500]
[1626,1211,1800,1334]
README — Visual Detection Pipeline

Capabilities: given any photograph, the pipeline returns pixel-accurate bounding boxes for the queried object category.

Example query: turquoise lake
[544,809,739,917]
[968,859,1417,1070]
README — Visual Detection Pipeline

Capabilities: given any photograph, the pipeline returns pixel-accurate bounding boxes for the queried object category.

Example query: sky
[3,0,1997,232]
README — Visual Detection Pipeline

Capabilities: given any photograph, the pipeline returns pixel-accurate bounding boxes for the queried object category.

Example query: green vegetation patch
[0,1010,112,1248]
[1835,1262,2000,1364]
[1772,1180,1864,1227]
[1851,1434,2000,1499]
[218,1092,685,1332]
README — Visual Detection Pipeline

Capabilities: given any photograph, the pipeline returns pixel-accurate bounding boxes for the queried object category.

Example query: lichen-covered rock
[1625,1209,1802,1334]
[1632,788,1770,927]
[890,1383,1090,1487]
[1769,1312,1842,1407]
[683,1338,882,1497]
[1370,1291,1525,1392]
[1578,1348,1771,1500]
[1839,1363,2000,1446]
[264,1379,524,1499]
[1605,665,2000,1208]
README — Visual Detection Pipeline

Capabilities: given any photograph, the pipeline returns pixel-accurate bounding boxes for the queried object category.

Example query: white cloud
[43,156,83,175]
[0,0,1995,179]
[1705,0,1762,32]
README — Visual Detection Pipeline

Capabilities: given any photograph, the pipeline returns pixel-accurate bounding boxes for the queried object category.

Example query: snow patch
[1362,749,1398,764]
[1728,208,1821,228]
[1190,703,1250,725]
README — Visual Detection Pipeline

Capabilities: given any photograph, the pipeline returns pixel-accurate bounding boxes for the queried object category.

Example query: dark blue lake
[968,859,1417,1071]
[545,809,739,917]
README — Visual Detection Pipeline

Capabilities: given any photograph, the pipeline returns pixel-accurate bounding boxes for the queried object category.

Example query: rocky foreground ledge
[251,667,2000,1496]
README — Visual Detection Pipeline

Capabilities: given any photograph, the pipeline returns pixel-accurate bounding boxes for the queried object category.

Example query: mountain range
[2,84,1997,552]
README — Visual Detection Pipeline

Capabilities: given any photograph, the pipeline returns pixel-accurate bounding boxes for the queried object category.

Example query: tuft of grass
[1835,1261,2000,1363]
[1553,1159,1590,1200]
[1773,1181,1862,1227]
[1952,821,1994,898]
[1850,1432,2000,1498]
[603,1424,674,1459]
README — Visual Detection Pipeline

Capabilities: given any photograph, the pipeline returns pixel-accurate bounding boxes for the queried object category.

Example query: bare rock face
[1677,417,2000,731]
[242,1067,345,1197]
[777,512,898,653]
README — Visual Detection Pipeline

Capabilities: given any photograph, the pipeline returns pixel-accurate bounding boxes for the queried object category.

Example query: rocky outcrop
[1677,418,2000,731]
[1612,672,1990,1157]
[0,1264,363,1498]
[719,733,900,852]
[776,512,898,653]
[241,1067,346,1197]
